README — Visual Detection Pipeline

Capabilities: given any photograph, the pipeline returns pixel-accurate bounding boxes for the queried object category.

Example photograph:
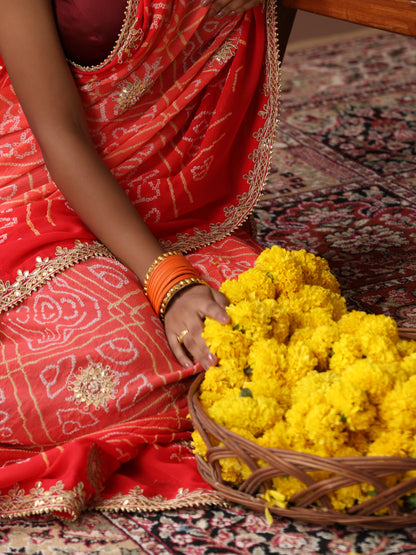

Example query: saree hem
[91,487,225,515]
[0,484,224,522]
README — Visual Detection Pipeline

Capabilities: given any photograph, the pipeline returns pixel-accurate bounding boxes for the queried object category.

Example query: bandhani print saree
[0,0,279,519]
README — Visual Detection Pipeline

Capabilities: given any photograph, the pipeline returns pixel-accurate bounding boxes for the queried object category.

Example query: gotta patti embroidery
[209,37,240,67]
[117,27,144,63]
[68,364,119,411]
[92,485,225,513]
[0,240,114,314]
[117,76,152,114]
[0,481,87,521]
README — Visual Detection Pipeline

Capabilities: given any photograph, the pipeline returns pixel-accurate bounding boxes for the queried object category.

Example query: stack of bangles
[143,251,208,322]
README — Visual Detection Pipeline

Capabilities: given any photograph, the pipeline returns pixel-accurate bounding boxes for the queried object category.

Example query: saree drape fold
[0,0,279,519]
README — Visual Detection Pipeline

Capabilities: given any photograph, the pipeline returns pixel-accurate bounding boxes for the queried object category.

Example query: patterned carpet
[2,30,416,554]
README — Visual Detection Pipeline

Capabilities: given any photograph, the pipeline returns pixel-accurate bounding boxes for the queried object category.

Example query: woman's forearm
[41,127,163,283]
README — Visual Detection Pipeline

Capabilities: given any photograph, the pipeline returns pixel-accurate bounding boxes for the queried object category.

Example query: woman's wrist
[143,251,207,321]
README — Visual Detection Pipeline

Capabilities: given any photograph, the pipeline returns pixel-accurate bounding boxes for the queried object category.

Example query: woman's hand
[203,0,263,18]
[164,285,230,370]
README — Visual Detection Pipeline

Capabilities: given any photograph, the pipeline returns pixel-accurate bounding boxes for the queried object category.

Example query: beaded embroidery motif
[68,364,119,411]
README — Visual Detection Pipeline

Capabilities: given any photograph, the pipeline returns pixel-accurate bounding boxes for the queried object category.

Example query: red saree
[0,0,279,519]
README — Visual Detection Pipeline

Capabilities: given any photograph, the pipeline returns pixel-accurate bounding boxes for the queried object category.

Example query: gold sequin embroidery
[117,27,144,63]
[92,485,225,513]
[0,241,114,314]
[209,37,240,67]
[0,481,87,520]
[68,364,119,410]
[117,77,152,113]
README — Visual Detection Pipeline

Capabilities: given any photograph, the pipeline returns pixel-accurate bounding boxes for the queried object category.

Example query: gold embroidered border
[0,240,114,314]
[92,486,225,513]
[0,481,223,521]
[0,481,87,521]
[162,0,280,254]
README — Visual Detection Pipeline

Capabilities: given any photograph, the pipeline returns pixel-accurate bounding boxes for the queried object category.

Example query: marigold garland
[192,246,416,513]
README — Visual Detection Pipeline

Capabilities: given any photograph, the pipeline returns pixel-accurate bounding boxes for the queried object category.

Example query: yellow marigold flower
[220,267,276,304]
[334,444,363,457]
[291,249,341,293]
[203,318,251,369]
[330,484,373,512]
[290,368,334,405]
[207,395,284,437]
[271,309,291,344]
[199,363,246,409]
[285,341,318,385]
[219,456,252,485]
[408,439,416,458]
[338,311,399,342]
[271,475,306,502]
[347,431,370,455]
[191,430,212,458]
[400,353,416,379]
[257,420,292,450]
[286,401,347,457]
[285,285,347,326]
[291,307,336,331]
[397,338,416,357]
[246,338,287,391]
[380,375,416,432]
[341,359,395,405]
[290,323,339,371]
[255,246,305,295]
[329,335,364,374]
[226,299,280,342]
[367,429,413,457]
[360,335,401,364]
[326,379,377,432]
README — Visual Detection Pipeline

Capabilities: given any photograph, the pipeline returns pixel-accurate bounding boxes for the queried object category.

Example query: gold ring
[177,329,189,344]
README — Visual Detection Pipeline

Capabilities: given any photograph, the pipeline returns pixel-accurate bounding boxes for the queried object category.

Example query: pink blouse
[53,0,128,65]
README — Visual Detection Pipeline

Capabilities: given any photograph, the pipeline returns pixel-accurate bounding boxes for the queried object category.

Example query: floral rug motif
[2,30,416,554]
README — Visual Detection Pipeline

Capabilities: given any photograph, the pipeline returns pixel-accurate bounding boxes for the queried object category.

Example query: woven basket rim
[187,327,416,530]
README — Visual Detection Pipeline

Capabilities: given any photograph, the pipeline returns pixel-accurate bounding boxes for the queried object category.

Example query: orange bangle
[148,257,195,294]
[159,278,208,321]
[149,270,201,314]
[143,251,181,295]
[144,251,205,319]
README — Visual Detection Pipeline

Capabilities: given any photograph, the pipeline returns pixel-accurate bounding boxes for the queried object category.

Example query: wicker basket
[187,327,416,530]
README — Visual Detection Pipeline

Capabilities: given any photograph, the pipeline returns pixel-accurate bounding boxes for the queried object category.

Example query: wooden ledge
[279,0,416,37]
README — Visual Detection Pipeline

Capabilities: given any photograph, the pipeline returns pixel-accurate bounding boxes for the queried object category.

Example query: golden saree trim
[0,481,87,521]
[162,0,280,254]
[0,240,114,314]
[92,486,225,513]
[0,481,223,521]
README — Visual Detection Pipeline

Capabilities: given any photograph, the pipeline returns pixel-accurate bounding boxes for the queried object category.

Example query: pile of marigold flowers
[192,246,416,513]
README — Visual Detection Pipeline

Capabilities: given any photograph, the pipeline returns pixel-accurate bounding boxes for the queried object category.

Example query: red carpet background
[1,30,416,555]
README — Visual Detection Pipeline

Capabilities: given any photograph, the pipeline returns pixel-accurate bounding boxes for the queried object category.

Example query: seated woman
[0,0,279,519]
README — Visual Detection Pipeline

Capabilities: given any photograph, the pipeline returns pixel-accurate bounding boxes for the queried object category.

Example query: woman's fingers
[203,0,262,17]
[164,285,229,369]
